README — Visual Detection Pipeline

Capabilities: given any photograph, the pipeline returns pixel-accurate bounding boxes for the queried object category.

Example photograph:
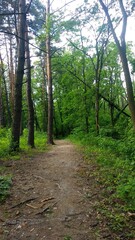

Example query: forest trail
[0,140,113,240]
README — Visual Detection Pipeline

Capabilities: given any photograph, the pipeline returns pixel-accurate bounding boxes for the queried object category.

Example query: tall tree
[7,18,15,114]
[46,0,54,144]
[25,23,35,148]
[0,56,4,127]
[10,0,26,150]
[98,0,135,129]
[40,57,48,132]
[0,53,11,127]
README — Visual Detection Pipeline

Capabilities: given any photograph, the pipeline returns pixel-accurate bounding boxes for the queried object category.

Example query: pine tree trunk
[10,0,26,151]
[7,17,15,113]
[0,53,11,127]
[0,73,4,127]
[25,24,35,148]
[46,0,54,144]
[9,35,15,113]
[40,57,48,132]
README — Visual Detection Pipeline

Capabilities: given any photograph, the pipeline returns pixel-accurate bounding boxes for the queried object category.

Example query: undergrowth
[0,128,47,202]
[69,127,135,238]
[0,128,47,158]
[0,175,12,202]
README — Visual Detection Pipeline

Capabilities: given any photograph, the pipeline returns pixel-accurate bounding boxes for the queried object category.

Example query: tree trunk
[80,32,89,133]
[120,49,135,126]
[25,23,35,148]
[0,71,4,127]
[9,35,15,113]
[40,57,48,132]
[99,0,135,129]
[7,17,15,113]
[0,53,11,126]
[95,79,100,135]
[10,0,26,151]
[46,0,54,144]
[95,45,101,135]
[109,72,115,127]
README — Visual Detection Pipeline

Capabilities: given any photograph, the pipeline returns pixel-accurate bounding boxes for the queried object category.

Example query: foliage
[0,175,12,202]
[20,130,47,152]
[0,1,135,237]
[69,129,135,237]
[0,129,47,159]
[69,128,135,211]
[0,128,11,157]
[28,0,45,34]
[64,236,72,240]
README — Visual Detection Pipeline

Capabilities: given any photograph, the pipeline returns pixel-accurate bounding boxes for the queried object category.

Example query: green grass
[0,128,47,159]
[0,128,11,158]
[69,131,135,238]
[20,129,47,151]
[64,236,72,240]
[69,132,135,210]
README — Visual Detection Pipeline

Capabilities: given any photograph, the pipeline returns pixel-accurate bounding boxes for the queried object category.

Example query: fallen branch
[26,203,38,209]
[35,202,57,215]
[26,197,55,209]
[41,197,55,203]
[10,197,37,209]
[99,93,130,118]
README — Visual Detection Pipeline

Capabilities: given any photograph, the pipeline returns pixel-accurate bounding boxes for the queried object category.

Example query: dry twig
[35,202,57,215]
[10,197,37,209]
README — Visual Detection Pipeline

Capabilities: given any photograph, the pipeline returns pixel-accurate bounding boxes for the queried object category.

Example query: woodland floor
[0,140,134,240]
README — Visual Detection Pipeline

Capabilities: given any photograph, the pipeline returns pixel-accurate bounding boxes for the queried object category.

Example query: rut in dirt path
[0,140,112,240]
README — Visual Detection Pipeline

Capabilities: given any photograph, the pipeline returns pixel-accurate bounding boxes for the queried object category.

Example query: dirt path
[0,140,115,240]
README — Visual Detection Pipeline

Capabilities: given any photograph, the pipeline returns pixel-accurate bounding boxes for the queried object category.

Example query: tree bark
[10,0,26,151]
[95,39,106,135]
[0,67,4,127]
[80,32,89,133]
[25,23,35,148]
[46,0,54,144]
[7,16,15,113]
[0,53,11,126]
[40,57,48,132]
[9,35,15,113]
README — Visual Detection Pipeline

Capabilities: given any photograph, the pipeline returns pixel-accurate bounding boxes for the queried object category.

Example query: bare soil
[0,140,132,239]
